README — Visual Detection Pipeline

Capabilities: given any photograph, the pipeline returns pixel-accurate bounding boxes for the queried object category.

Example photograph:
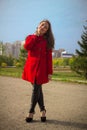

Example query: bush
[0,55,14,66]
[70,56,87,79]
[53,58,59,67]
[1,62,7,67]
[53,58,70,67]
[15,62,22,67]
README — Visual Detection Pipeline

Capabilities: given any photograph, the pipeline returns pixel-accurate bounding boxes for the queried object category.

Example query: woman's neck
[34,32,43,36]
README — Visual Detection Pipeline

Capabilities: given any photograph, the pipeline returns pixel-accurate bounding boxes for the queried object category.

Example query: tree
[71,23,87,79]
[19,47,28,67]
[0,55,14,66]
[76,25,87,56]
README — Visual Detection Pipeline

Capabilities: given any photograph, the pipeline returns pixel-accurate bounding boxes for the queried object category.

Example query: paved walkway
[0,76,87,130]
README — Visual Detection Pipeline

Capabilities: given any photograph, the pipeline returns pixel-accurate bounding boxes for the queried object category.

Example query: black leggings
[29,83,45,113]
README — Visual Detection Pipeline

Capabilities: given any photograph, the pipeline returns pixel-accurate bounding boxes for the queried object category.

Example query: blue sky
[0,0,87,53]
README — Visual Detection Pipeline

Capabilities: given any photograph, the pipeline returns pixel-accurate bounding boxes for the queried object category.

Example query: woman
[22,19,55,122]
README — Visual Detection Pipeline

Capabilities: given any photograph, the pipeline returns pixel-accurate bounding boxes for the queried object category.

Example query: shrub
[1,62,7,67]
[15,62,22,67]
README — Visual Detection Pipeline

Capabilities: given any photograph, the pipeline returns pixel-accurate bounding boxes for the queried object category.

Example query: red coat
[22,34,53,85]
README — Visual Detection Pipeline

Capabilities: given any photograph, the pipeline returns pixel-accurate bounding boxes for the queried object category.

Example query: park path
[0,76,87,130]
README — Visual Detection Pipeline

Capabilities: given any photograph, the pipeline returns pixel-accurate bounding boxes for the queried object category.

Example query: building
[61,51,73,58]
[3,41,21,58]
[52,49,65,58]
[4,42,13,56]
[12,41,21,58]
[52,49,74,58]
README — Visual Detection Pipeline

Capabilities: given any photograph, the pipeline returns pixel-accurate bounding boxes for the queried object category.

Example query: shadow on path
[46,120,87,129]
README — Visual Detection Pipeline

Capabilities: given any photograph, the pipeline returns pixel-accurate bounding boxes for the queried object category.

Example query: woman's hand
[48,74,52,80]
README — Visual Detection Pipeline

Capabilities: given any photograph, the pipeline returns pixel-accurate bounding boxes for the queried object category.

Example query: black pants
[29,83,45,113]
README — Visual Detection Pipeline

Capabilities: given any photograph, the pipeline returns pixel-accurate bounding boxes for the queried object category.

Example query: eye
[41,23,46,26]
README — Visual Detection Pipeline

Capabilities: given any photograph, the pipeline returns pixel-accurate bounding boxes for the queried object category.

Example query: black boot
[40,110,46,122]
[41,116,46,122]
[25,113,34,123]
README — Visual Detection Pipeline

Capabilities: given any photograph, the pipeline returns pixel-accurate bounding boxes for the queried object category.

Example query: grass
[0,67,22,78]
[53,71,87,84]
[0,67,87,84]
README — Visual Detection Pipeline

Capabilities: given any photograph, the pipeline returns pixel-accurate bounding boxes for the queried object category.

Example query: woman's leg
[26,83,40,122]
[37,85,46,122]
[37,86,46,111]
[29,83,41,113]
[29,82,46,112]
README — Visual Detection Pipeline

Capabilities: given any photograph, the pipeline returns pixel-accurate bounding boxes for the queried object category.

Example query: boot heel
[41,116,46,122]
[40,110,46,122]
[25,113,34,123]
[26,117,33,122]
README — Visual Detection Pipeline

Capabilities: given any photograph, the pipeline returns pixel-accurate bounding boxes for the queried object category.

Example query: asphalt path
[0,76,87,130]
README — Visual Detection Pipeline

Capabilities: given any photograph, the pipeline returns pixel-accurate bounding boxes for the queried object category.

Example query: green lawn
[53,71,87,84]
[0,67,22,78]
[0,67,87,84]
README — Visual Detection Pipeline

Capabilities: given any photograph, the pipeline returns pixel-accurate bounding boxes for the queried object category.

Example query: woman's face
[37,21,49,36]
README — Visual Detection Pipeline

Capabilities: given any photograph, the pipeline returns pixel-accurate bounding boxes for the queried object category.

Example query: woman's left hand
[48,74,52,80]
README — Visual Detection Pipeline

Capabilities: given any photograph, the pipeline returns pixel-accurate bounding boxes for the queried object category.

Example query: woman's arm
[24,35,37,51]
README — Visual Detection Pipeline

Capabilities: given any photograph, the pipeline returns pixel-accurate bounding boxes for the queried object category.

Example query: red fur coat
[22,34,53,85]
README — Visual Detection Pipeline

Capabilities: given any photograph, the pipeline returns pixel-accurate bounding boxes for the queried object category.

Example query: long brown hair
[36,19,55,49]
